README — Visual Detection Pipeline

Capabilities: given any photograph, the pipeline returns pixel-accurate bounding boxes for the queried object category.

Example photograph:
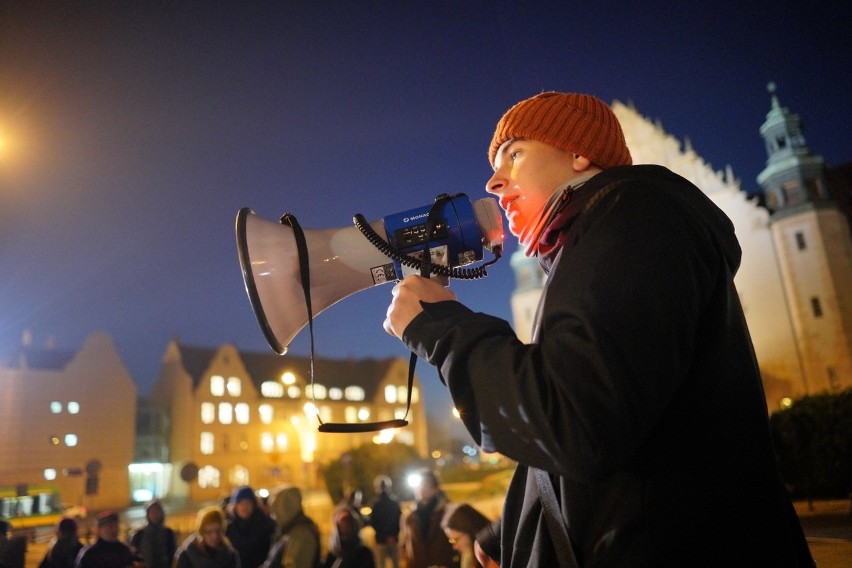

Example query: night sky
[2,1,850,420]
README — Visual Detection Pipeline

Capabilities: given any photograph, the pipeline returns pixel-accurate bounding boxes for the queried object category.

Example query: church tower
[756,83,852,394]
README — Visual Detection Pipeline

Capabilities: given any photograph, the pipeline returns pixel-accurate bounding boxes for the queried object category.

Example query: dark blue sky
[1,1,850,420]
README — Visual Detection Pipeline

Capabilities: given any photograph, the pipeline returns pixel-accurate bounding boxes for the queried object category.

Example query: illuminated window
[235,403,250,424]
[261,433,274,453]
[357,407,370,421]
[276,433,288,451]
[306,384,327,400]
[64,434,78,447]
[200,432,214,455]
[198,465,220,489]
[396,386,419,403]
[44,469,57,481]
[50,402,62,414]
[345,406,358,423]
[344,386,365,401]
[281,371,297,385]
[329,388,343,401]
[219,403,233,424]
[201,403,215,424]
[229,465,249,486]
[259,404,274,424]
[227,376,241,397]
[210,376,225,396]
[384,385,397,404]
[320,406,332,422]
[67,402,80,414]
[287,386,301,399]
[394,408,407,420]
[261,381,284,398]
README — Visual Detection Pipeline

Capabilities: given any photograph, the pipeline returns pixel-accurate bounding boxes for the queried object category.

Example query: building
[145,339,428,504]
[510,88,852,411]
[0,331,136,512]
[755,83,852,396]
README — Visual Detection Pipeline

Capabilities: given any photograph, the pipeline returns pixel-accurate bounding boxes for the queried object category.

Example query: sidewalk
[795,499,852,568]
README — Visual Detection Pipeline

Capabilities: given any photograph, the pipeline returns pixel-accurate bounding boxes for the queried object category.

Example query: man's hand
[384,275,457,339]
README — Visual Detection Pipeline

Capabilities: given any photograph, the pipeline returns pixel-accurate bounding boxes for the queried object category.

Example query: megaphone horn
[236,193,503,355]
[236,208,392,355]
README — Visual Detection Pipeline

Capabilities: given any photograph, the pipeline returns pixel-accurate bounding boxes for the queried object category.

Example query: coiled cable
[353,213,500,280]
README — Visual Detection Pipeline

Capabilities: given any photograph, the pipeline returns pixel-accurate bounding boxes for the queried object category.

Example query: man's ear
[573,154,593,171]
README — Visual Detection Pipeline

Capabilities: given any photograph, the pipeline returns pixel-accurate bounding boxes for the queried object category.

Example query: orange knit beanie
[489,91,632,170]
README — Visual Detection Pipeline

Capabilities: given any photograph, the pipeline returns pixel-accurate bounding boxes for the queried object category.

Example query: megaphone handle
[397,193,454,421]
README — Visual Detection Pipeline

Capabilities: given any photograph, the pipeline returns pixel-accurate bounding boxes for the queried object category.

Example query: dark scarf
[537,181,602,271]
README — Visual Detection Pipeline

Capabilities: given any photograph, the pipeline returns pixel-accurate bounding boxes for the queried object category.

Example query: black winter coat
[403,166,814,567]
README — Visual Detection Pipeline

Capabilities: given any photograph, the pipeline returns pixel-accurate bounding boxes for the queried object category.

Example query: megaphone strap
[280,211,417,434]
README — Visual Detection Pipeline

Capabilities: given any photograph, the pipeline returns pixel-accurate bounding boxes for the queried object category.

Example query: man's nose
[485,172,504,195]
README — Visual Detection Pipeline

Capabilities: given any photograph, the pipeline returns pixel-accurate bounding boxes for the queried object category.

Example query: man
[367,475,401,568]
[226,486,275,568]
[267,485,320,568]
[384,91,814,566]
[129,500,177,568]
[75,511,136,568]
[400,471,454,568]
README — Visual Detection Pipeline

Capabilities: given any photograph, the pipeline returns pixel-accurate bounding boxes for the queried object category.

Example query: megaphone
[236,193,504,356]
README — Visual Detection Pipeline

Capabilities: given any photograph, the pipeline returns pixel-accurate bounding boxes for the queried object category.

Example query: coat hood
[270,484,303,528]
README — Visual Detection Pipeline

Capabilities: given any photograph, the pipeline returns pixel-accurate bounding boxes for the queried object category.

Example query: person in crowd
[441,505,497,568]
[366,476,401,568]
[175,506,240,568]
[74,511,136,568]
[266,485,320,568]
[0,520,26,568]
[400,471,453,568]
[321,506,375,568]
[39,517,83,568]
[129,499,177,568]
[226,486,275,568]
[383,90,815,566]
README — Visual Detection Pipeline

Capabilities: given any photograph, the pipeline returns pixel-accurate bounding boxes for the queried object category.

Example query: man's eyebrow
[495,138,525,168]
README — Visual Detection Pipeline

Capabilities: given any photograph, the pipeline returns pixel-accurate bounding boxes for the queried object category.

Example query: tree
[319,442,426,504]
[769,388,852,502]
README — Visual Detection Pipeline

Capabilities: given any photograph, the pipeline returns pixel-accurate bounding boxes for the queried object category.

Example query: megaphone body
[236,193,503,355]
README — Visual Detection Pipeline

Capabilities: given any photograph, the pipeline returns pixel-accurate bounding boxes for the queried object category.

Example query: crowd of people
[1,473,491,568]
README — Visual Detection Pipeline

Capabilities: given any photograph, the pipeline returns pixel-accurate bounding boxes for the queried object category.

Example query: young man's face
[486,138,580,238]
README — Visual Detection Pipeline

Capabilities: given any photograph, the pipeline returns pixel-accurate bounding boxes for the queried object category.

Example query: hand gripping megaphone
[236,192,503,355]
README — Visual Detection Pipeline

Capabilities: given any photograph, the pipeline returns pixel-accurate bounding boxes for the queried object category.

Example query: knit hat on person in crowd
[489,91,632,170]
[96,511,118,526]
[231,485,256,504]
[195,506,225,535]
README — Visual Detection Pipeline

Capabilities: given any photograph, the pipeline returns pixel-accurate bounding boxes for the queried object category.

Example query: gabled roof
[175,343,401,400]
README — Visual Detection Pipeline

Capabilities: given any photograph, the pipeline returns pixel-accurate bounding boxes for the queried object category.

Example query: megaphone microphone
[236,192,504,433]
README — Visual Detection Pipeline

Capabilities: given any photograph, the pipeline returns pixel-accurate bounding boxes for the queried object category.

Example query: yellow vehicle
[0,484,64,529]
